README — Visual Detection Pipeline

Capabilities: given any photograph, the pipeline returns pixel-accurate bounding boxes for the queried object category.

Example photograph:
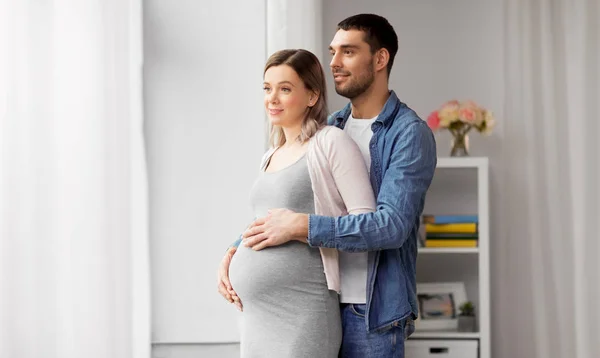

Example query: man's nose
[330,52,342,70]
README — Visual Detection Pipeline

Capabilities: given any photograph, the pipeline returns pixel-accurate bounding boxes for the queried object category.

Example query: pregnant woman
[228,49,375,358]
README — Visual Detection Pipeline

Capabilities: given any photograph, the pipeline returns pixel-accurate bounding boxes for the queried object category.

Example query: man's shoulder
[387,103,430,136]
[327,110,343,126]
[327,102,352,126]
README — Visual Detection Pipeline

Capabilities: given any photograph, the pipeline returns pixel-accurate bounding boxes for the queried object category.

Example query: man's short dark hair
[337,14,399,77]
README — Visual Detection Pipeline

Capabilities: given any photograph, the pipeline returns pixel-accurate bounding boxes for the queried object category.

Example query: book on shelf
[418,215,479,248]
[424,239,477,248]
[426,237,478,247]
[426,233,478,239]
[422,214,478,224]
[425,223,477,233]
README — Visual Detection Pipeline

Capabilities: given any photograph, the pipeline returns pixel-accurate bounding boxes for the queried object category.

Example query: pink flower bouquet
[427,100,495,156]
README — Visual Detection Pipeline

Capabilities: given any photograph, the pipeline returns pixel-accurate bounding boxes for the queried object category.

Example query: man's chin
[335,86,355,99]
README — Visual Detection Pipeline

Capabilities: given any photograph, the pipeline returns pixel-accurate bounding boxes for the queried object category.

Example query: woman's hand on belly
[218,247,243,311]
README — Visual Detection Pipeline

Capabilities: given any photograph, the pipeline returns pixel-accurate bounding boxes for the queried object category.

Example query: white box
[405,339,478,358]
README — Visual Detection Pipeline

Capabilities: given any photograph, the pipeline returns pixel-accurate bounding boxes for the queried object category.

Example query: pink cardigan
[261,126,376,292]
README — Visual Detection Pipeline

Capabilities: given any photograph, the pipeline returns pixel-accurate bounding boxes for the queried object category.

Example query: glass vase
[450,128,470,157]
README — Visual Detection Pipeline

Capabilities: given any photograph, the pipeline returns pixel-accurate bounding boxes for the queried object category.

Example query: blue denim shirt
[308,90,437,332]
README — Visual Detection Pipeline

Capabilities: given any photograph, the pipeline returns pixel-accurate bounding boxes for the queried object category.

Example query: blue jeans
[339,304,414,358]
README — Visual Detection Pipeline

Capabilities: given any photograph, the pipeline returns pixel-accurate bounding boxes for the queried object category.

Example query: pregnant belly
[229,241,327,305]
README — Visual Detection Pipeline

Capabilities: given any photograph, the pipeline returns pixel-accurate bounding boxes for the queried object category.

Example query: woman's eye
[263,87,271,92]
[281,87,291,93]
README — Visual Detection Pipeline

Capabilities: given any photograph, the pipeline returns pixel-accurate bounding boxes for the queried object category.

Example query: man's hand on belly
[242,208,309,251]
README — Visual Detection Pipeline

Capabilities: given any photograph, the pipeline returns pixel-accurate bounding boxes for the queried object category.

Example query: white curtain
[267,0,323,60]
[500,0,599,357]
[0,1,150,358]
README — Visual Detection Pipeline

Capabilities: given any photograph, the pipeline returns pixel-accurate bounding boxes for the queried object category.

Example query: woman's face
[263,65,315,127]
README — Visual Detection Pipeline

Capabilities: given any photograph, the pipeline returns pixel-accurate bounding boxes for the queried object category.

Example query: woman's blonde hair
[264,49,329,147]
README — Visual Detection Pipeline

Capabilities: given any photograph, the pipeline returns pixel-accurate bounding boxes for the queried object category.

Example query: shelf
[417,155,490,357]
[410,331,480,339]
[418,247,479,254]
[436,157,488,169]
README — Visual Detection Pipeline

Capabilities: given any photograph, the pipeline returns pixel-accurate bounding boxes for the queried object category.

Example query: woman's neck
[281,125,303,147]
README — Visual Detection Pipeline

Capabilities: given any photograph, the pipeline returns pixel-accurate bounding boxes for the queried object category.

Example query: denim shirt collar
[333,90,402,128]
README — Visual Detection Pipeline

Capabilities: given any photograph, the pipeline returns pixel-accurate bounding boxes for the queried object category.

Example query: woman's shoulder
[311,125,362,163]
[314,125,357,148]
[314,125,351,144]
[259,147,278,170]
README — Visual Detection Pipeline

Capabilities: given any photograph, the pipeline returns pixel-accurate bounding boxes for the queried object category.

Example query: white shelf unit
[408,157,490,358]
[418,247,479,254]
[411,331,481,339]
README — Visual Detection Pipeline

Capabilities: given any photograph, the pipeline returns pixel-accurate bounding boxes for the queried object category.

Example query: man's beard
[334,67,375,99]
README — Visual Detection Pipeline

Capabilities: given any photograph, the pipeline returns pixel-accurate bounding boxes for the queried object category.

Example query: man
[218,13,437,357]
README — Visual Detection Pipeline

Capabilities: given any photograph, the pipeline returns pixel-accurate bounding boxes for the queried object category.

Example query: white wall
[144,0,266,356]
[322,0,504,156]
[323,1,506,356]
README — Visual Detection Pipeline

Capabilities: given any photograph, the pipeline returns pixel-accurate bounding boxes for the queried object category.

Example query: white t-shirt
[339,113,377,304]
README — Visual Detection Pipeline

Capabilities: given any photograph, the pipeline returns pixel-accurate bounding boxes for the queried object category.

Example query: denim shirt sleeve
[308,122,437,251]
[230,235,242,249]
[229,214,260,250]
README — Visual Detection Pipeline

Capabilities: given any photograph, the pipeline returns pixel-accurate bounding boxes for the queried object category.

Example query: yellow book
[425,240,478,248]
[425,223,477,233]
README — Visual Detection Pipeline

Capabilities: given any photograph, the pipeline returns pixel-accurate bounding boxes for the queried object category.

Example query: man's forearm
[307,214,337,248]
[293,213,309,243]
[307,209,412,252]
[308,122,436,252]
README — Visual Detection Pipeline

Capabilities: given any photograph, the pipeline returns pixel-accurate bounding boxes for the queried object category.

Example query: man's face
[328,29,375,99]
